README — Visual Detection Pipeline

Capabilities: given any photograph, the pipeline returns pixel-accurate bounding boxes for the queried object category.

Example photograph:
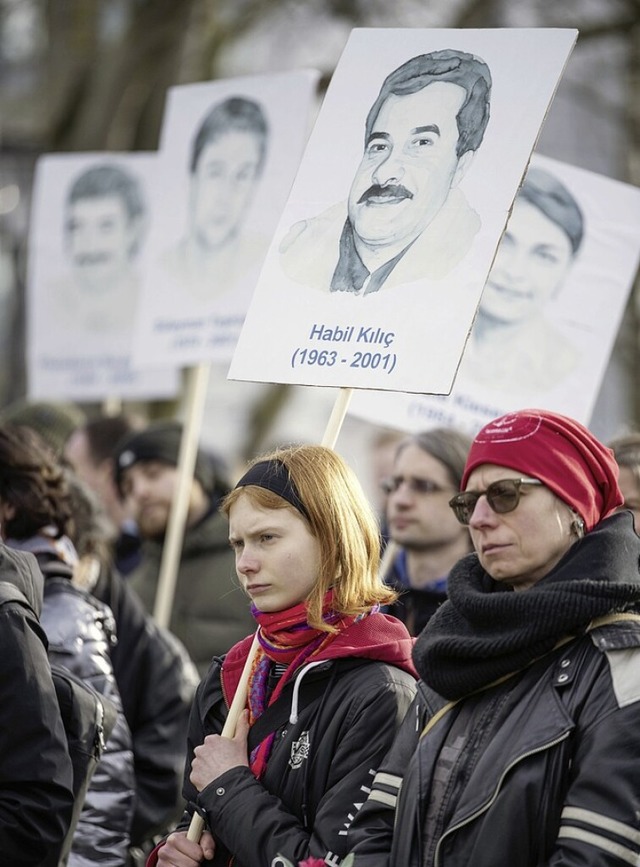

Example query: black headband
[234,459,309,519]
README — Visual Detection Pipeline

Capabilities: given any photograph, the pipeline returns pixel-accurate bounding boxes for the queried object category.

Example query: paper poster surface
[27,152,179,400]
[132,69,319,367]
[228,28,577,394]
[349,153,640,434]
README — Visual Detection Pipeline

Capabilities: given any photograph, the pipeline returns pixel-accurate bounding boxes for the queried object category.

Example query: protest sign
[349,153,640,434]
[228,28,577,395]
[27,152,179,400]
[133,69,319,367]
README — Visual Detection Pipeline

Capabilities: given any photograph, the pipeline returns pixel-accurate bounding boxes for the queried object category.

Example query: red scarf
[245,592,357,777]
[220,593,416,779]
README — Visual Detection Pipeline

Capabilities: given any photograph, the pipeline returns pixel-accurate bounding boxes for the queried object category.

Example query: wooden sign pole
[153,362,211,628]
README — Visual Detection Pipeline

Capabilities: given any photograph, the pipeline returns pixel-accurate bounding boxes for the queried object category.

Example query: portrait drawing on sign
[280,49,492,297]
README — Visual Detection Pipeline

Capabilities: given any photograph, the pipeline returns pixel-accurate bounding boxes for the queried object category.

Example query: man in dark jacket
[382,428,472,635]
[0,543,75,865]
[114,421,255,674]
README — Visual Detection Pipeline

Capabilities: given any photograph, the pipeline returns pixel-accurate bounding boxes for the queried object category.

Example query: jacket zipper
[433,730,571,866]
[93,697,106,757]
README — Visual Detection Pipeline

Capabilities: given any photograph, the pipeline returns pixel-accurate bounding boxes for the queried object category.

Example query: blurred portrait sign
[27,152,179,400]
[228,28,577,394]
[348,153,640,433]
[132,69,319,367]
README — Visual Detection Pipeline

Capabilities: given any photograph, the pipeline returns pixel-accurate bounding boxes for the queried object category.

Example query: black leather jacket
[0,545,75,865]
[95,566,199,846]
[39,567,136,866]
[349,513,640,867]
[183,658,416,866]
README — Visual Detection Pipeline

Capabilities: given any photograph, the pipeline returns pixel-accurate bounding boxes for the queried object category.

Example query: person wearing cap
[348,409,640,867]
[114,421,254,675]
[148,444,417,867]
[0,398,86,457]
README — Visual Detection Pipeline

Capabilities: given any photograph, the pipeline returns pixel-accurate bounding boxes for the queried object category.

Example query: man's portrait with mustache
[57,162,147,333]
[280,49,492,296]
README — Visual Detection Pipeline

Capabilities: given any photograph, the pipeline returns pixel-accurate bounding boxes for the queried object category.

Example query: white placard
[132,69,319,366]
[228,28,577,394]
[349,153,640,434]
[27,152,179,400]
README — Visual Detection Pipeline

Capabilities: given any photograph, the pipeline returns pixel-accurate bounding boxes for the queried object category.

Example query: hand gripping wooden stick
[186,631,261,842]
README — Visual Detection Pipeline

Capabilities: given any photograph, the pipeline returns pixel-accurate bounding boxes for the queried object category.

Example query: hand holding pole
[186,630,261,842]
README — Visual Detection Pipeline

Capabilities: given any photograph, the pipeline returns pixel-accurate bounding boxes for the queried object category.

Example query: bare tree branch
[54,0,197,152]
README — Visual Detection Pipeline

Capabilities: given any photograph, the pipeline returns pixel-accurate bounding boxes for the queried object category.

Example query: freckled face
[228,493,321,613]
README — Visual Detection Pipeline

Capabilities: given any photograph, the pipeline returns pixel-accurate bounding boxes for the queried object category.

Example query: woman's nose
[236,547,258,573]
[468,495,496,528]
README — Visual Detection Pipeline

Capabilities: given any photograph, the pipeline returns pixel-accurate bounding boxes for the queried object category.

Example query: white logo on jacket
[289,731,310,769]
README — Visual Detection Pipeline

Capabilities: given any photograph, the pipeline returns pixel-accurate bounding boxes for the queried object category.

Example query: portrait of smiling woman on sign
[464,165,584,393]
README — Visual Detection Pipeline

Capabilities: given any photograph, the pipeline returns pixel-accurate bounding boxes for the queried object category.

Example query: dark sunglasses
[449,478,542,525]
[380,475,448,496]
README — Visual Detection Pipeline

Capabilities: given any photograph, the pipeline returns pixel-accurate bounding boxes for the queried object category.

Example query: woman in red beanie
[149,444,417,867]
[349,409,640,867]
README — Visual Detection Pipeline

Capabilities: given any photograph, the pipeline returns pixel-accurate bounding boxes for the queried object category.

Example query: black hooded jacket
[149,613,417,867]
[0,543,75,865]
[8,535,136,866]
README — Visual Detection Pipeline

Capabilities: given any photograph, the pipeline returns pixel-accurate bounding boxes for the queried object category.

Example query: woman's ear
[570,511,585,538]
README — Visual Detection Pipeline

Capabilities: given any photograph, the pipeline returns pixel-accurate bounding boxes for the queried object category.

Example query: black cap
[114,421,225,497]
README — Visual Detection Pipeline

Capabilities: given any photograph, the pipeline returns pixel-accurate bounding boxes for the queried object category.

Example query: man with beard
[280,49,491,295]
[114,421,254,675]
[57,162,147,332]
[382,428,472,635]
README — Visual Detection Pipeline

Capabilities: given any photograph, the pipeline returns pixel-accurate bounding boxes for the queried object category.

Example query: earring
[570,515,585,538]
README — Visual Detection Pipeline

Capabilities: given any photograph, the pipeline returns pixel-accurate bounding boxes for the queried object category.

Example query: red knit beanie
[461,410,622,532]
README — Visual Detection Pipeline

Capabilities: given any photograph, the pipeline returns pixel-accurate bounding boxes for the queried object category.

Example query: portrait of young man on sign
[132,70,318,369]
[162,95,270,304]
[27,152,179,401]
